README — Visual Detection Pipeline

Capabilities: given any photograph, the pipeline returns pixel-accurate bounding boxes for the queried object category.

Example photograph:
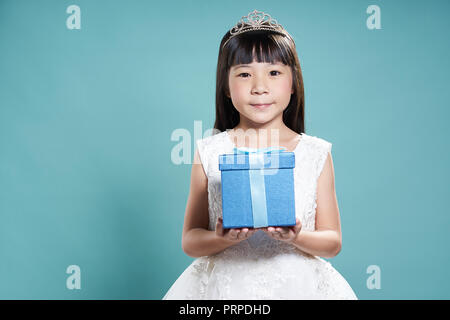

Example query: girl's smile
[250,102,273,110]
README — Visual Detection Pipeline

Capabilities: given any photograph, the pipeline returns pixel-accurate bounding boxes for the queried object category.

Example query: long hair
[214,26,305,134]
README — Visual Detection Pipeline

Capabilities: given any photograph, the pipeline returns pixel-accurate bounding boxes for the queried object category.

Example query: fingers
[264,226,296,242]
[241,228,254,240]
[237,228,248,240]
[215,217,224,237]
[228,228,240,239]
[268,227,289,236]
[293,218,302,233]
[219,217,302,243]
[216,217,258,242]
[225,227,256,242]
[218,218,302,243]
[275,227,291,240]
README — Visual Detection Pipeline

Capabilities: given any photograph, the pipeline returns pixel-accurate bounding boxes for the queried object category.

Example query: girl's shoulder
[299,133,333,178]
[196,130,228,151]
[195,131,228,175]
[300,132,332,153]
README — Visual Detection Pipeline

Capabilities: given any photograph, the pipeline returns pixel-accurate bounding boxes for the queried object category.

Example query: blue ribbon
[233,146,287,154]
[233,146,287,228]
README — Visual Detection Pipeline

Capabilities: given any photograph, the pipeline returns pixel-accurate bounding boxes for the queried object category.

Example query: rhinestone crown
[222,10,289,49]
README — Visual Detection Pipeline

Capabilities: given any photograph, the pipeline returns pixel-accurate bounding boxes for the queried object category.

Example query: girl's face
[228,60,294,126]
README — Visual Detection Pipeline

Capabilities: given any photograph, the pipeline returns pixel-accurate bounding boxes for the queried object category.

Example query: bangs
[226,32,293,69]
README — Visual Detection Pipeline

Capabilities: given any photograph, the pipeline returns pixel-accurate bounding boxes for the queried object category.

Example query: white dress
[163,130,358,300]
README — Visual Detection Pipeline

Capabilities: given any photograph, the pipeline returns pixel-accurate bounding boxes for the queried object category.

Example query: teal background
[0,0,449,299]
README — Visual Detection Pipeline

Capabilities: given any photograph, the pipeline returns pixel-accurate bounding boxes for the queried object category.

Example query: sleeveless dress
[163,130,358,300]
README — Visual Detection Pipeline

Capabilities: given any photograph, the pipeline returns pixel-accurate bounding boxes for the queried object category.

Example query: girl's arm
[181,149,255,258]
[292,152,342,258]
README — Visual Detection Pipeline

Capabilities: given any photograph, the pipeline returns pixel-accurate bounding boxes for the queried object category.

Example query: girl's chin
[246,115,277,125]
[246,108,273,117]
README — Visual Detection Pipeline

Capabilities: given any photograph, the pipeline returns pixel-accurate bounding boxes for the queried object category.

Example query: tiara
[222,10,288,49]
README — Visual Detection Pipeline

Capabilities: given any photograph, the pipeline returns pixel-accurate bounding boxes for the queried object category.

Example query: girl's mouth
[251,103,272,109]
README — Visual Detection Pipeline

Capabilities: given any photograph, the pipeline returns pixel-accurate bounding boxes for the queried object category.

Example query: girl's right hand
[215,217,257,243]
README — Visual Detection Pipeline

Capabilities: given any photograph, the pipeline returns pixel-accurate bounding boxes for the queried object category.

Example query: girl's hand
[262,218,302,243]
[216,217,257,243]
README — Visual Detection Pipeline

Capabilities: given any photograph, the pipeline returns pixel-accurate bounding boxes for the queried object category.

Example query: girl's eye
[238,71,281,78]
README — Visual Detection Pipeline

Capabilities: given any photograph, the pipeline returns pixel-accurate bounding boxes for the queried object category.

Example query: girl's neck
[232,117,291,138]
[230,118,297,149]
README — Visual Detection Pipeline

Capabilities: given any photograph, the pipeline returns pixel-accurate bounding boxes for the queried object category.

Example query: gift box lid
[219,151,295,171]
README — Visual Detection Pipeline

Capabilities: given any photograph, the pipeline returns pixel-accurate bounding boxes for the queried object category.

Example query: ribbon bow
[233,146,287,154]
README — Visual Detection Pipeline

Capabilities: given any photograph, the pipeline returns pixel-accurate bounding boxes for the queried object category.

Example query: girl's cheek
[279,77,293,94]
[229,81,247,100]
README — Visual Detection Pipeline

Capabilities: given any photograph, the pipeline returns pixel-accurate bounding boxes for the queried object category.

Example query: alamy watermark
[366,264,381,290]
[66,5,81,30]
[366,5,381,30]
[66,265,81,290]
[170,121,285,174]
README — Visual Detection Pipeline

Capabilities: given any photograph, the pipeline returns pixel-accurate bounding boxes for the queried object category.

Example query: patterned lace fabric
[163,130,358,300]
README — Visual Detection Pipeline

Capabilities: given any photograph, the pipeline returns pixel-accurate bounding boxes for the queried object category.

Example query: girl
[163,9,358,299]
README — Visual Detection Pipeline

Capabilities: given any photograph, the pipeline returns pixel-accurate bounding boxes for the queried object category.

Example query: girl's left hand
[262,218,302,243]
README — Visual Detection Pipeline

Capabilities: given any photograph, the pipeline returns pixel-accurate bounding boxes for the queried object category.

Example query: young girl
[163,9,358,299]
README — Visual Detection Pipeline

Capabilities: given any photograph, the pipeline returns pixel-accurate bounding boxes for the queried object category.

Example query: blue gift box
[218,147,296,229]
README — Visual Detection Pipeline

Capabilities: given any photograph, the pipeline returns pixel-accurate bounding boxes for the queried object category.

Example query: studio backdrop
[0,0,449,299]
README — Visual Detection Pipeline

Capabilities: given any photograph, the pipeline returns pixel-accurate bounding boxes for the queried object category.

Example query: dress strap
[310,136,332,179]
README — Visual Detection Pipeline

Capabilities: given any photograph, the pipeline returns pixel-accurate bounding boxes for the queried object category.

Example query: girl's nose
[251,76,269,94]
